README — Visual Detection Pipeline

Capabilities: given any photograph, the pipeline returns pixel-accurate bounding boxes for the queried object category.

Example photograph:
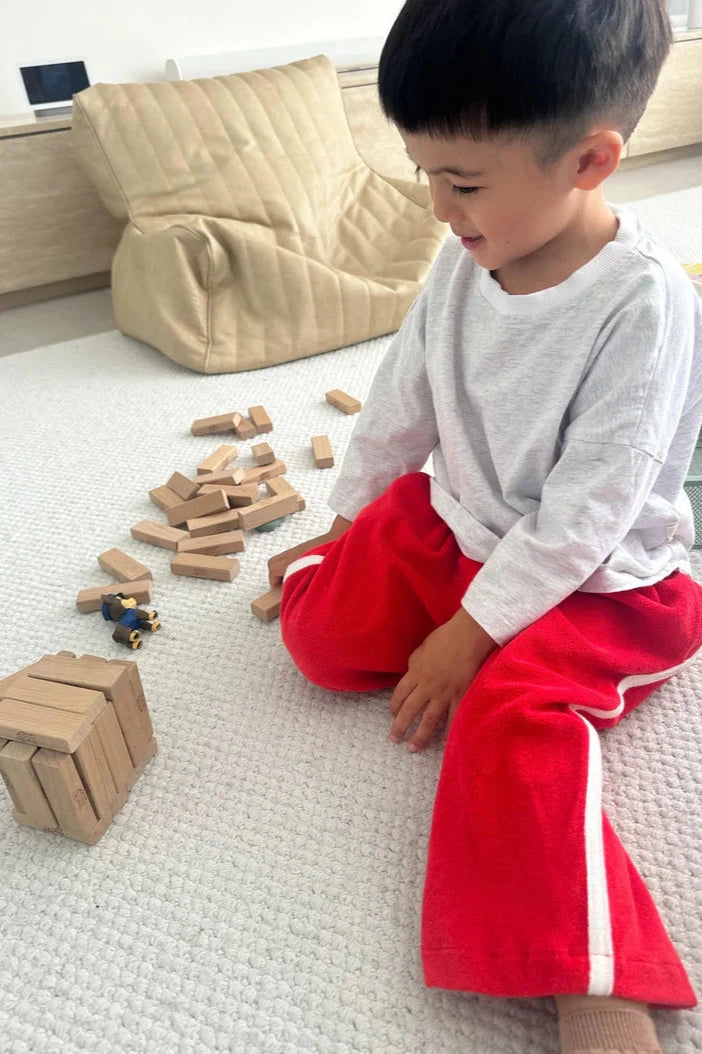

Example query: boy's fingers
[389,674,414,716]
[408,701,445,751]
[389,688,426,742]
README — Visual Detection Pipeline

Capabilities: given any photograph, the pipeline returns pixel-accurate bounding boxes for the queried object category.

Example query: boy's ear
[572,130,624,190]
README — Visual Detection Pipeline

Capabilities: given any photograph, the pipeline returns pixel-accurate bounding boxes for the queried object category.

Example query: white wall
[0,0,402,115]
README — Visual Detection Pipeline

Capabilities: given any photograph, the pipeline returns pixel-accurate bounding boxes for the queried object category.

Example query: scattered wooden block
[265,477,296,497]
[249,406,273,433]
[232,413,257,440]
[195,468,246,486]
[171,554,240,582]
[191,413,238,436]
[98,548,152,582]
[167,471,200,501]
[196,445,238,476]
[187,509,241,537]
[177,531,245,556]
[326,389,362,414]
[166,488,229,527]
[131,520,188,551]
[241,459,286,485]
[76,579,152,614]
[238,492,301,531]
[252,442,275,466]
[198,483,259,506]
[251,586,283,623]
[311,435,334,468]
[149,485,182,511]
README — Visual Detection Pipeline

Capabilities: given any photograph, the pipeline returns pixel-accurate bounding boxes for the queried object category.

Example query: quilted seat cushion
[72,55,447,373]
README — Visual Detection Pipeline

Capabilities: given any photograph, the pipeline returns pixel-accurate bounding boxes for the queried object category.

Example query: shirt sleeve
[462,271,698,646]
[328,290,439,522]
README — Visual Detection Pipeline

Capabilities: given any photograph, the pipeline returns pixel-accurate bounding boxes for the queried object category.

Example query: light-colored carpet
[1,189,701,1054]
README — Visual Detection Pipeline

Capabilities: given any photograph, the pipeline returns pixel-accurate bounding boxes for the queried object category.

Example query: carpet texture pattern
[1,191,701,1053]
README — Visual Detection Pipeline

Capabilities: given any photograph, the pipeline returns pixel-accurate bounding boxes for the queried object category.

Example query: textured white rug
[1,188,701,1054]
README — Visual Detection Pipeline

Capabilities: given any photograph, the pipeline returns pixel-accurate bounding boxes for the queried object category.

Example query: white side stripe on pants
[569,646,702,995]
[283,554,325,582]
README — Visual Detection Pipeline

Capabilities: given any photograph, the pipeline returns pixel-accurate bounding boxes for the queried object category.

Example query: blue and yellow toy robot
[101,593,160,649]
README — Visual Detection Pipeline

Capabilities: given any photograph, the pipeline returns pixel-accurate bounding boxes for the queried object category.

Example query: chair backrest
[72,55,367,227]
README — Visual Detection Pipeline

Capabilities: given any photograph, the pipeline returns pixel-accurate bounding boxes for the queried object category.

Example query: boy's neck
[492,192,619,296]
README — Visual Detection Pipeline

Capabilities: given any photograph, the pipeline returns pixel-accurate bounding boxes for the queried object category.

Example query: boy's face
[402,131,579,273]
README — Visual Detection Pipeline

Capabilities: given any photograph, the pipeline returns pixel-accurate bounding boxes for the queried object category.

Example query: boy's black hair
[378,0,672,163]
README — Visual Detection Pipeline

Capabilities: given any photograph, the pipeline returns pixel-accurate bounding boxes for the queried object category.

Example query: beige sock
[555,995,662,1054]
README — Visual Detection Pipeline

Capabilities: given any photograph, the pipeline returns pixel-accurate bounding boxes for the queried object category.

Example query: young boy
[270,1,702,1050]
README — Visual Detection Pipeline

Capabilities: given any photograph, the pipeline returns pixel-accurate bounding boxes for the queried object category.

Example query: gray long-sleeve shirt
[328,205,702,646]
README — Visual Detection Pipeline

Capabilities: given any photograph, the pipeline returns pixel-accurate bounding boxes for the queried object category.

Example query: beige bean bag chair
[72,55,446,374]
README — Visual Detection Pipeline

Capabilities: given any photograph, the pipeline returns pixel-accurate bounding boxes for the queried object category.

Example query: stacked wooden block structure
[0,651,156,844]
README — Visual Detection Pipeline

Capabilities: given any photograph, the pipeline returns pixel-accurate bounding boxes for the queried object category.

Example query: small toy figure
[101,593,161,649]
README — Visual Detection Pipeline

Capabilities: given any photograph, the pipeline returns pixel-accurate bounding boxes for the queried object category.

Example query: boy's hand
[389,607,497,752]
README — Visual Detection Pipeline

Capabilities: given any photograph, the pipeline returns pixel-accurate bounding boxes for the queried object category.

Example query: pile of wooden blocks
[74,391,362,627]
[0,651,156,845]
[135,405,306,585]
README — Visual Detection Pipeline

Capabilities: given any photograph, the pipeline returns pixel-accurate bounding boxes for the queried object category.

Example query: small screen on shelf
[20,61,90,105]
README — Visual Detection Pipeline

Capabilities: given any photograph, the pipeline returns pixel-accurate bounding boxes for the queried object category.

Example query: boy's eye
[413,164,479,196]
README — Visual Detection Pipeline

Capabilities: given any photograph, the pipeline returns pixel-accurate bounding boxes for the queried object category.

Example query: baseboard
[0,272,111,311]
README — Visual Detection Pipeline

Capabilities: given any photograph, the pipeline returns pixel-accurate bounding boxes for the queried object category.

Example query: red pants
[280,473,702,1009]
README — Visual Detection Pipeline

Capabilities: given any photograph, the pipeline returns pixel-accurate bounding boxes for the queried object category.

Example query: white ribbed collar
[478,205,637,317]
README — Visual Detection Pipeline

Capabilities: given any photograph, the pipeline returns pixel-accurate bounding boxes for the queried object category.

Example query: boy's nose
[431,189,465,227]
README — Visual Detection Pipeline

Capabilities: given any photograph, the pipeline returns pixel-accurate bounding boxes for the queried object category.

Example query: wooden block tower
[0,652,157,845]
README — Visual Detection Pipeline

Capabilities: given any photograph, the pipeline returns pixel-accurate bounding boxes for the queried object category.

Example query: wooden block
[191,413,238,436]
[167,471,200,501]
[131,520,188,552]
[149,485,182,511]
[326,389,362,414]
[252,442,275,466]
[2,674,106,717]
[265,477,295,497]
[98,548,152,583]
[177,531,245,556]
[0,740,59,831]
[77,579,152,613]
[166,489,229,527]
[92,703,133,799]
[0,695,105,753]
[73,722,118,821]
[197,483,258,506]
[32,749,100,843]
[238,492,301,531]
[251,586,283,623]
[249,406,273,433]
[29,656,154,773]
[311,435,334,468]
[241,459,286,485]
[187,509,241,536]
[171,554,240,582]
[196,445,238,476]
[233,413,257,440]
[195,468,246,486]
[127,736,158,791]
